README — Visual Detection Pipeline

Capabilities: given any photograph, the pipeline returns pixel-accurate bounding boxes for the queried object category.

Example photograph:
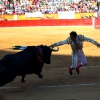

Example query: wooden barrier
[94,18,100,29]
[0,19,93,27]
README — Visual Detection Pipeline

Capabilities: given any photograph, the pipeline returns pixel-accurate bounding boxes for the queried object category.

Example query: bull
[0,45,59,86]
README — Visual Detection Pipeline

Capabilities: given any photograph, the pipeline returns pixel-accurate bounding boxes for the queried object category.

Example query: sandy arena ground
[0,26,100,100]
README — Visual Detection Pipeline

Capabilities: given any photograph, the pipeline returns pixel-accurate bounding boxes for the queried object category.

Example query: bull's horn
[51,47,59,52]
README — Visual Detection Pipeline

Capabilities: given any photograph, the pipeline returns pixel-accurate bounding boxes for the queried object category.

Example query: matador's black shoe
[69,67,72,75]
[76,68,80,74]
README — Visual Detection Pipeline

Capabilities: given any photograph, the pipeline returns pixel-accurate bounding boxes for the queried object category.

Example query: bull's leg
[34,69,43,78]
[37,73,43,78]
[21,74,26,83]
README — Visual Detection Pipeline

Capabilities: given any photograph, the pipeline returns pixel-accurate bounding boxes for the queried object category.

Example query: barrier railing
[0,13,95,20]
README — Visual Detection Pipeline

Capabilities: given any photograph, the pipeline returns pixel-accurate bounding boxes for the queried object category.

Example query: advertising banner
[58,11,75,19]
[25,12,44,18]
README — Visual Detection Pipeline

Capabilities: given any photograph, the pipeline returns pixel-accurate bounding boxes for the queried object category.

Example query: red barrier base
[0,19,94,27]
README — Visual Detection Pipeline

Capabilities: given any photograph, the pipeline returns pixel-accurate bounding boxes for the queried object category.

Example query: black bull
[0,45,59,86]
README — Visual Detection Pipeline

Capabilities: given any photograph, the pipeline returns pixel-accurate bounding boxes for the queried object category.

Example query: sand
[0,26,100,100]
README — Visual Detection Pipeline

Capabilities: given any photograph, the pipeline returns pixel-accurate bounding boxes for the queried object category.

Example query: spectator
[0,0,99,15]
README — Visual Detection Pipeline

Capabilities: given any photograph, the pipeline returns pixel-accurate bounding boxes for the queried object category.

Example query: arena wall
[0,19,100,28]
[0,19,92,27]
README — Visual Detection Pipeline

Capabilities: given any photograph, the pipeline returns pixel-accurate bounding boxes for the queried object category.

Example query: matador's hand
[97,44,100,48]
[51,43,56,48]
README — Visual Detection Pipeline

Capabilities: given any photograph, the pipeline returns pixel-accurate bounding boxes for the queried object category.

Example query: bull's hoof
[21,79,25,83]
[38,74,43,78]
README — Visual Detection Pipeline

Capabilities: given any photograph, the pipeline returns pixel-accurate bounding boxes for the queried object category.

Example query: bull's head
[41,45,59,64]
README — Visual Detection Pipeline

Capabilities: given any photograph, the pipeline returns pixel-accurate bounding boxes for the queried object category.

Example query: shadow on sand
[0,49,100,88]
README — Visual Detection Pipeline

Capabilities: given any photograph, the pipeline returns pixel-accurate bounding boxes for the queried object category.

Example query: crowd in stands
[0,0,99,15]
